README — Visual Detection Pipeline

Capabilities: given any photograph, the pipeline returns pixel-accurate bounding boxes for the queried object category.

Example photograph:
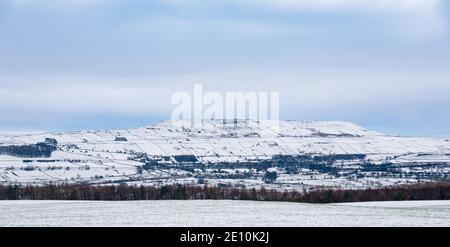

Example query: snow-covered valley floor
[0,200,449,227]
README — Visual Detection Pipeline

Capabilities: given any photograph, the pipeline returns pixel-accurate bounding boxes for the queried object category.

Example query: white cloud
[163,0,447,41]
[1,69,449,117]
[0,75,172,115]
[117,16,314,39]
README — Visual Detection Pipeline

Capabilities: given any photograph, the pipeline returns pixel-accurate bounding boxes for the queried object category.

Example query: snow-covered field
[0,200,449,227]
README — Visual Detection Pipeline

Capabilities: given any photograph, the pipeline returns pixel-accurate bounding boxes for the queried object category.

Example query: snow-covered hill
[1,120,449,189]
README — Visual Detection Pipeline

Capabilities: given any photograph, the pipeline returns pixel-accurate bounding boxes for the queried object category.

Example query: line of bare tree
[1,182,449,203]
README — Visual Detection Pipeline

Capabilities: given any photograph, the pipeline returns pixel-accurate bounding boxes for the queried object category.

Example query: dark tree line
[0,139,57,158]
[131,153,369,173]
[0,182,449,203]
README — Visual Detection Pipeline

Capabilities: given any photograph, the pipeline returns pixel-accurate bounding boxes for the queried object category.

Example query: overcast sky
[0,0,449,136]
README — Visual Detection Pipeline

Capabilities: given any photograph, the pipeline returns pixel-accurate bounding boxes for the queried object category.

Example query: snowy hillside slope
[1,120,449,189]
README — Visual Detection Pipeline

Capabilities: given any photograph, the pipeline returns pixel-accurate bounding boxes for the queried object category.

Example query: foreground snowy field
[0,200,449,227]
